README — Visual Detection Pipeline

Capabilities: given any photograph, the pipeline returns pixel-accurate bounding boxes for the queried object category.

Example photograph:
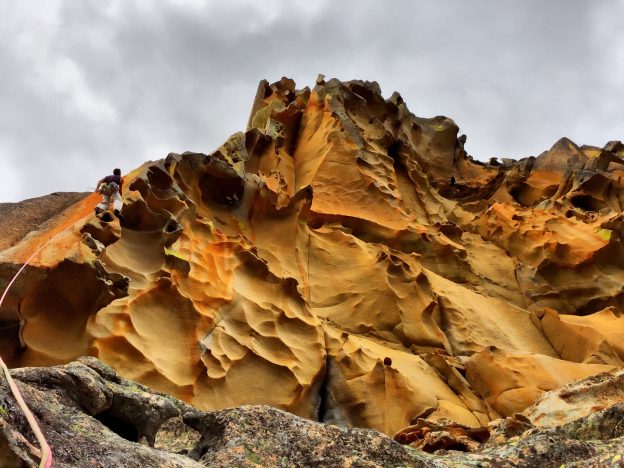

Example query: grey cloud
[1,0,622,202]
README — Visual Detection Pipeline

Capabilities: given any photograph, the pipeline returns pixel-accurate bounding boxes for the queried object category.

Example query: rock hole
[508,184,523,204]
[543,185,558,198]
[95,410,139,442]
[199,169,244,208]
[196,445,209,459]
[570,194,604,212]
[445,442,471,452]
[100,212,114,222]
[147,166,174,190]
[165,220,178,233]
[308,218,324,229]
[387,141,401,160]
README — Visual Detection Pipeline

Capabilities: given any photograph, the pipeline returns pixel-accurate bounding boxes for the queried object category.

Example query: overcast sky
[1,1,623,202]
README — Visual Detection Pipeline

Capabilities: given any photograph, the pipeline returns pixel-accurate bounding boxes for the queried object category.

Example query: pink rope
[0,224,75,467]
[0,357,52,467]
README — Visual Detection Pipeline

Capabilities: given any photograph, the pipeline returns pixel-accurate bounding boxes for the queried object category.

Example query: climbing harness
[0,222,75,468]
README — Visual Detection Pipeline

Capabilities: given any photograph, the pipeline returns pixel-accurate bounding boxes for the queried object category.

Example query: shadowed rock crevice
[95,410,140,442]
[315,355,331,423]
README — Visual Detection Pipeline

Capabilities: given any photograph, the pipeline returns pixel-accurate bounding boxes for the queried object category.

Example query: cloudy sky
[1,1,623,202]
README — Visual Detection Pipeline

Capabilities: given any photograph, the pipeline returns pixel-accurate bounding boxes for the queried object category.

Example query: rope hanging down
[0,222,75,468]
[0,359,52,468]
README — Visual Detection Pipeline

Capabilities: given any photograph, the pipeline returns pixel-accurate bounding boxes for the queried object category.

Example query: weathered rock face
[392,367,624,467]
[523,368,624,427]
[1,77,624,437]
[2,358,624,467]
[0,192,89,251]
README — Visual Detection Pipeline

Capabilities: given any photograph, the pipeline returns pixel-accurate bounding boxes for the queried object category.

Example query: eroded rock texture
[1,77,624,437]
[2,358,624,467]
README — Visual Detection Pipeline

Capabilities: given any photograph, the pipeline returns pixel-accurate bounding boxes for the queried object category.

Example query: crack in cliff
[316,354,331,423]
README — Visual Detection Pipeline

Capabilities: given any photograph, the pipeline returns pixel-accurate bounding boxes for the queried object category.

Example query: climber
[451,134,467,187]
[95,168,124,220]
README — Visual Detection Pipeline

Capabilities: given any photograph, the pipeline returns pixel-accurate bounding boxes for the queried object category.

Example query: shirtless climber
[95,168,124,220]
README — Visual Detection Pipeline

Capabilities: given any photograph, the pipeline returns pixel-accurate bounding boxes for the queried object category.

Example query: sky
[1,1,623,202]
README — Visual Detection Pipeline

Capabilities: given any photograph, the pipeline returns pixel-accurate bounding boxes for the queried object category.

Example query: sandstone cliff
[1,77,623,439]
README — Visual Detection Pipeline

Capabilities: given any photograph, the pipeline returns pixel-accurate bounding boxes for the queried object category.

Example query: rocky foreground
[1,76,624,464]
[1,357,623,467]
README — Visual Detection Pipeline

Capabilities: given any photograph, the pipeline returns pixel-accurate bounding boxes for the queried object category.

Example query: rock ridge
[0,77,623,440]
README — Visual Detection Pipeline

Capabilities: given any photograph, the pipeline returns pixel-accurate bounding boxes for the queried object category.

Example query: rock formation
[0,192,89,251]
[1,77,623,443]
[1,358,623,466]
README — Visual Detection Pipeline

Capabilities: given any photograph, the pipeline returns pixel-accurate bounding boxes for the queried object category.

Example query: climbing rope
[0,358,52,468]
[0,221,76,468]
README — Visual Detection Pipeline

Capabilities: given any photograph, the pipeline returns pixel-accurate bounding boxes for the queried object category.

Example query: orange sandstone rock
[465,347,616,416]
[1,77,623,436]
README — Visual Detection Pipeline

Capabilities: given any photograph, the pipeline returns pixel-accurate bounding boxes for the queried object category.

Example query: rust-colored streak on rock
[1,77,623,437]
